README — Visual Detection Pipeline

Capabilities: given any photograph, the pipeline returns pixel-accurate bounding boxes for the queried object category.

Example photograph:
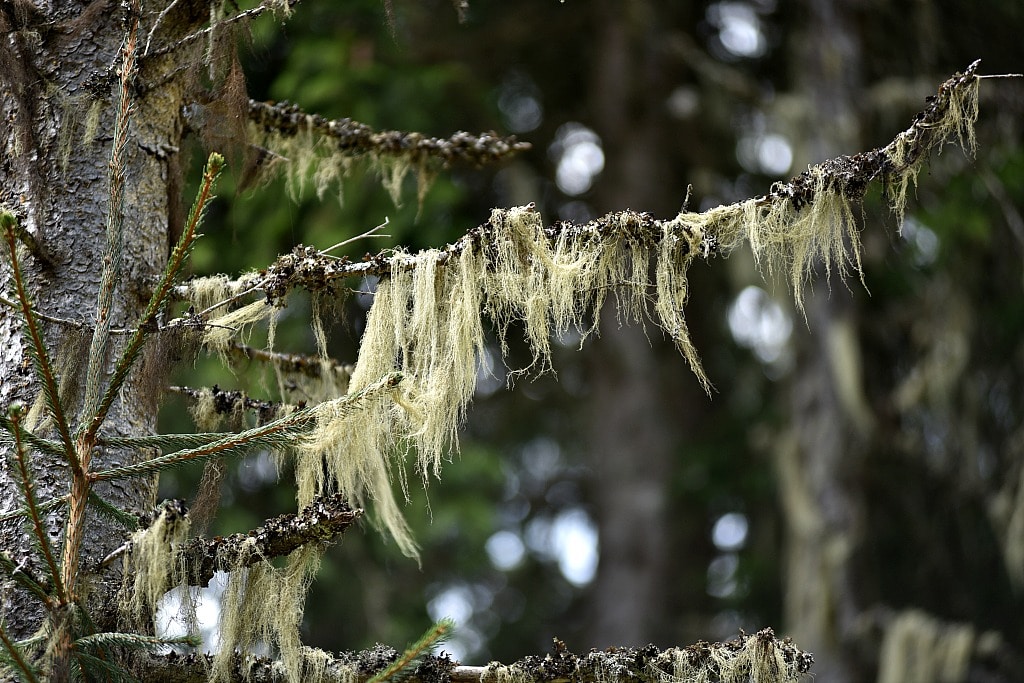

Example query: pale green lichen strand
[121,509,191,628]
[213,545,323,683]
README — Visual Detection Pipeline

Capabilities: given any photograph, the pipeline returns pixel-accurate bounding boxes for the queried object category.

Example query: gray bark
[0,0,198,639]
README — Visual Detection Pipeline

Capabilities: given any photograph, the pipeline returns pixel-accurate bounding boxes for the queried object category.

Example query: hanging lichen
[121,501,191,628]
[213,544,323,683]
[143,63,987,683]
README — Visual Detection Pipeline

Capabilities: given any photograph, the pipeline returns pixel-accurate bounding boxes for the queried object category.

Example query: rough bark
[0,0,201,639]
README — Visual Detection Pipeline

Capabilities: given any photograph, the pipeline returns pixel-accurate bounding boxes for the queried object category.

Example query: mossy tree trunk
[0,0,200,639]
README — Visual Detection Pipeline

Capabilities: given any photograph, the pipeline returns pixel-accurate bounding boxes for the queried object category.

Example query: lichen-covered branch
[168,385,287,425]
[225,342,354,383]
[131,631,813,683]
[164,62,985,577]
[248,99,531,168]
[182,61,982,314]
[177,493,362,588]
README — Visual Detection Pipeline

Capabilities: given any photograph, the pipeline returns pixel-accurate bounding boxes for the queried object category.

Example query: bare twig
[143,0,298,60]
[321,217,391,256]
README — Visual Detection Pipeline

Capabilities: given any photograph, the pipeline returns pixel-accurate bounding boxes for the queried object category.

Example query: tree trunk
[0,0,194,638]
[778,1,868,680]
[582,0,711,648]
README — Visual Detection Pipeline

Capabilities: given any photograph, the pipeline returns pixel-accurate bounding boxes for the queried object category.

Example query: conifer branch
[80,3,140,433]
[90,372,402,481]
[0,620,39,683]
[0,495,68,524]
[84,153,224,441]
[248,100,531,167]
[0,211,81,476]
[176,493,362,588]
[86,492,141,530]
[99,430,245,452]
[168,385,286,423]
[0,414,65,459]
[74,632,199,651]
[0,552,53,608]
[6,405,66,604]
[368,619,454,683]
[225,342,354,383]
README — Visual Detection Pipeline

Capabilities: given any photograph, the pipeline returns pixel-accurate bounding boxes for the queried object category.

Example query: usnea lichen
[213,544,322,683]
[160,63,982,683]
[121,501,191,627]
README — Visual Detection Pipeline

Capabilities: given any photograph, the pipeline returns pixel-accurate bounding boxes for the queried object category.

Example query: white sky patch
[427,584,475,625]
[426,584,492,662]
[550,123,604,196]
[524,508,599,586]
[712,512,749,552]
[551,508,599,586]
[901,215,940,267]
[727,285,792,365]
[486,530,526,571]
[157,571,228,653]
[737,132,793,176]
[707,2,768,59]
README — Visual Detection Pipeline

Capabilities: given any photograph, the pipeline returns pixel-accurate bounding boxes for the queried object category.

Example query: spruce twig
[74,632,199,651]
[84,152,225,440]
[86,492,141,530]
[368,619,455,683]
[0,553,52,607]
[79,2,140,431]
[91,372,402,481]
[0,414,65,458]
[0,211,81,476]
[6,405,66,604]
[98,430,243,451]
[0,621,39,683]
[0,496,68,525]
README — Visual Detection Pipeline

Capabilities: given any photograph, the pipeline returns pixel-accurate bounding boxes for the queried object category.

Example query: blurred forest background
[157,1,1024,681]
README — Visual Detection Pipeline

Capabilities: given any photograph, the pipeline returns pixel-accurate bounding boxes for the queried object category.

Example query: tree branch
[131,631,813,683]
[168,384,287,424]
[180,493,361,588]
[248,99,532,168]
[224,342,354,383]
[179,61,984,316]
